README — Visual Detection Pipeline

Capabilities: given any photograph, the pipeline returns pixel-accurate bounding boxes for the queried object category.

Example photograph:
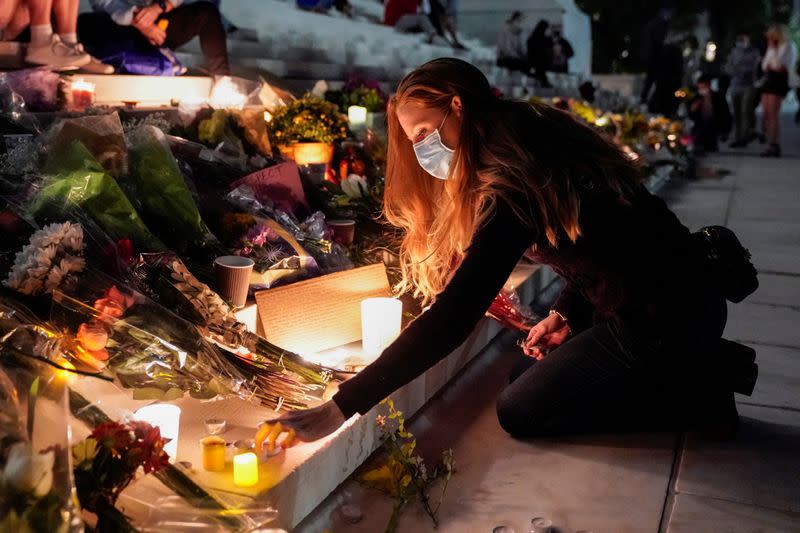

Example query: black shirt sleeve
[332,195,537,419]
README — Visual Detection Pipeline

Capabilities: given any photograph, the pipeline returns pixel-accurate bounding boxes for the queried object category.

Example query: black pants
[78,2,229,75]
[497,295,727,438]
[497,57,530,74]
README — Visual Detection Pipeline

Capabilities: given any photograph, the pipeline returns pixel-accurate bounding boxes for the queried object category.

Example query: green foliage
[268,96,349,145]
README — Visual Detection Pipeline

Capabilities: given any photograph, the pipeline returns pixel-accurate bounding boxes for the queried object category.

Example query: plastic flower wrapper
[486,290,541,333]
[126,252,338,411]
[27,140,166,253]
[0,298,86,533]
[43,112,128,178]
[48,277,253,402]
[227,186,352,275]
[231,214,321,290]
[126,125,224,257]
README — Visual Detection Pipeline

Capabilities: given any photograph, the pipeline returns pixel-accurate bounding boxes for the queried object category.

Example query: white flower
[3,223,85,295]
[2,442,54,497]
[341,174,368,199]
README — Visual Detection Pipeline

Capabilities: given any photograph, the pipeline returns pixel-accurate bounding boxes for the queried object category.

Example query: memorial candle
[134,404,181,462]
[233,452,259,487]
[361,297,402,356]
[348,105,368,128]
[71,79,95,111]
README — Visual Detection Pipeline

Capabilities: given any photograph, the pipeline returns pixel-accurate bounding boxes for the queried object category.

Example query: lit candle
[134,404,181,462]
[200,436,226,472]
[233,452,259,487]
[348,105,368,128]
[361,297,402,356]
[71,79,95,111]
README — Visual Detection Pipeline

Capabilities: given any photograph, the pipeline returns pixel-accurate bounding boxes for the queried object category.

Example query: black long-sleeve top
[332,180,703,419]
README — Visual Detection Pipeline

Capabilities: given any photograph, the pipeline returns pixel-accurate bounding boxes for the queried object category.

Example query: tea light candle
[361,297,402,356]
[71,79,95,110]
[134,404,181,462]
[233,452,259,487]
[348,105,368,127]
[200,436,226,472]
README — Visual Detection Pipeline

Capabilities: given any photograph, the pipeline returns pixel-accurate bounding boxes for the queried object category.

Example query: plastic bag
[44,113,128,178]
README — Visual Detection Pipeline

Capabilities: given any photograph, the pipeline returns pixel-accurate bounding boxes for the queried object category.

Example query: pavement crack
[657,432,686,533]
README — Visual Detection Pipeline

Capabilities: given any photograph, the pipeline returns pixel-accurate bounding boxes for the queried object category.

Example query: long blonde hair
[766,24,789,45]
[385,58,641,304]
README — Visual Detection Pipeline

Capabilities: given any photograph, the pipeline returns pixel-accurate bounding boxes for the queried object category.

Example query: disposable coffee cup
[328,219,356,246]
[213,256,254,308]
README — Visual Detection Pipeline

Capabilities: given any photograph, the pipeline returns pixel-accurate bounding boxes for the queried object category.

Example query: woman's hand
[262,400,347,443]
[133,4,163,28]
[522,312,571,360]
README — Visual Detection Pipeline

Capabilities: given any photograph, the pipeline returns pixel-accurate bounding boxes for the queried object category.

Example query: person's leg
[416,13,437,40]
[496,318,727,438]
[53,0,79,41]
[760,93,781,156]
[27,0,54,45]
[77,11,140,52]
[743,87,756,140]
[731,88,744,143]
[162,1,229,75]
[3,2,29,41]
[0,0,19,34]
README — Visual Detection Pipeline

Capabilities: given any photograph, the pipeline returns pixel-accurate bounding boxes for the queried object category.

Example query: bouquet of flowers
[268,95,349,146]
[127,125,223,257]
[72,419,169,531]
[3,222,85,297]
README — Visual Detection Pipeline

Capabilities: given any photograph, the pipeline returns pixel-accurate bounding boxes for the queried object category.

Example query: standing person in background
[759,24,797,158]
[496,11,528,74]
[425,0,467,50]
[640,7,672,106]
[549,23,573,73]
[385,0,437,44]
[527,19,552,88]
[689,74,732,154]
[650,42,683,117]
[725,30,761,148]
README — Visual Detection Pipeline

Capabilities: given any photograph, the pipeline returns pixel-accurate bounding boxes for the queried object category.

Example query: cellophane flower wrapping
[48,270,254,402]
[126,125,223,256]
[28,140,166,253]
[486,290,540,333]
[0,298,84,533]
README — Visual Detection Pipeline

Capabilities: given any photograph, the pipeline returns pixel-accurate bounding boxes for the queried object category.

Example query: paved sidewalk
[297,116,800,533]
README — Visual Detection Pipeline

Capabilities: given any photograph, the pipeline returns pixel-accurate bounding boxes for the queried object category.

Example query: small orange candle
[200,436,226,472]
[71,79,95,111]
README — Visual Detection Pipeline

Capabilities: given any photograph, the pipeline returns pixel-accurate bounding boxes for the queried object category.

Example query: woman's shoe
[760,144,781,157]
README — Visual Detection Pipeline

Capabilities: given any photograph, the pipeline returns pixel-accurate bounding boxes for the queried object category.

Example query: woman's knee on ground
[495,385,552,438]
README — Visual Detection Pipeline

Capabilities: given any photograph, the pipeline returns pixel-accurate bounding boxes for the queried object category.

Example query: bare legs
[760,92,783,157]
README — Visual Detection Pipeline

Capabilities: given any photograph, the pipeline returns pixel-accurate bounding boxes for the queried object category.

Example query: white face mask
[413,111,454,180]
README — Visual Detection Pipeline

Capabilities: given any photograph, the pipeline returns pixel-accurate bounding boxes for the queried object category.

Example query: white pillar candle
[361,297,402,356]
[348,105,368,127]
[135,404,181,462]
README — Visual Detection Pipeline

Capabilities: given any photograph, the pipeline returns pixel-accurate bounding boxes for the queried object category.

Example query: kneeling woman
[272,58,733,441]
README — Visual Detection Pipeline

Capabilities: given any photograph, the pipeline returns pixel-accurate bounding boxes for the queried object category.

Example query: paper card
[254,264,392,354]
[230,161,308,214]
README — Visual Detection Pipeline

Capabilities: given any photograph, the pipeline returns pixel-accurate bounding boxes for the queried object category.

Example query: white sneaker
[70,43,114,74]
[25,34,90,70]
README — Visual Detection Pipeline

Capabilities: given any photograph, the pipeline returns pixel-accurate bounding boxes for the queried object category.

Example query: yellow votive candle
[200,436,226,472]
[233,452,258,487]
